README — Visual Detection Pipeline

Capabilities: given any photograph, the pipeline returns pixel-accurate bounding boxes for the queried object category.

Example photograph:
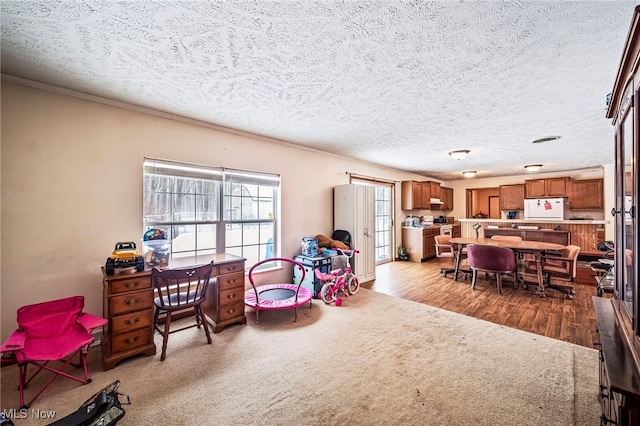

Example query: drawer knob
[125,298,139,306]
[227,294,236,300]
[124,282,140,289]
[228,308,235,314]
[124,336,139,345]
[124,317,140,325]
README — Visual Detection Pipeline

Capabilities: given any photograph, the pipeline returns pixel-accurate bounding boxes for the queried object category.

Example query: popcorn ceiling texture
[0,1,635,179]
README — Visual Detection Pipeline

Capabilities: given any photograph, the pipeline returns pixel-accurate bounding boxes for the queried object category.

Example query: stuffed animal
[315,234,349,250]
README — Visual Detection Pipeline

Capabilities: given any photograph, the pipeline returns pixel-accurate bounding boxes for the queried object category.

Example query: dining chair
[490,235,523,242]
[151,262,214,361]
[524,245,581,299]
[466,244,518,294]
[434,235,468,279]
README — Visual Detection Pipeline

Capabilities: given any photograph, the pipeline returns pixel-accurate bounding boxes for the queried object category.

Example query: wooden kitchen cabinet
[439,187,454,210]
[499,184,525,210]
[402,226,440,262]
[401,181,431,210]
[430,182,441,201]
[568,178,604,209]
[525,177,567,198]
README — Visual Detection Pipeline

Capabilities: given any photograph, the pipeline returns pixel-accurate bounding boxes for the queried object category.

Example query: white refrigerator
[524,198,566,220]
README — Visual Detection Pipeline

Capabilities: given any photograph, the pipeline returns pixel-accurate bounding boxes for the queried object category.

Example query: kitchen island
[457,218,607,251]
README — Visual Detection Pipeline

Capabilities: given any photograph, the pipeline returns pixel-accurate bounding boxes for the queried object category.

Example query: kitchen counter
[457,219,606,251]
[458,218,608,225]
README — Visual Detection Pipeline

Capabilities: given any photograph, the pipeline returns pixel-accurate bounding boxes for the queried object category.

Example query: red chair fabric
[0,296,107,409]
[466,244,518,294]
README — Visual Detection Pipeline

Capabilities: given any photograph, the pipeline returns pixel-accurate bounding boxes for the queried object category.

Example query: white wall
[0,81,429,340]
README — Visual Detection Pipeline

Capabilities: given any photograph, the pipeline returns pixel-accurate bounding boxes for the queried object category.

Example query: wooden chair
[152,263,214,361]
[466,244,518,295]
[524,245,581,299]
[244,257,313,324]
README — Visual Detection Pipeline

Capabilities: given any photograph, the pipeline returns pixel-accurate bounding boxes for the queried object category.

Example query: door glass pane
[621,105,635,318]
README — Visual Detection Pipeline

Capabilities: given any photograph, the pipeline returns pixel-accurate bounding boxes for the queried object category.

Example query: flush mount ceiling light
[532,136,561,144]
[462,171,476,178]
[524,164,543,172]
[448,150,470,160]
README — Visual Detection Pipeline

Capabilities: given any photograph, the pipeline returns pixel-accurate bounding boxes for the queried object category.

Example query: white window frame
[143,158,280,269]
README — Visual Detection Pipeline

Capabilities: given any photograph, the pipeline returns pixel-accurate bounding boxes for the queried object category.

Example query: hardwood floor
[361,258,605,349]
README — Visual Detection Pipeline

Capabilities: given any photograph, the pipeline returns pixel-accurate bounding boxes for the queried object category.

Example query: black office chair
[332,230,351,249]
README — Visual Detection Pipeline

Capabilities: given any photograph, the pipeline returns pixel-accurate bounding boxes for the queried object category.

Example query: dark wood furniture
[596,7,640,424]
[484,227,570,246]
[151,263,214,361]
[402,225,442,262]
[101,253,245,370]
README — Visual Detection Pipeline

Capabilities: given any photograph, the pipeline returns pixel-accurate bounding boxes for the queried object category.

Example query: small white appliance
[421,215,434,226]
[524,198,566,220]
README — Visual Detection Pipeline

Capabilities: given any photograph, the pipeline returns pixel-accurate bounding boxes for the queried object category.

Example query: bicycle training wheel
[346,275,360,295]
[320,282,337,304]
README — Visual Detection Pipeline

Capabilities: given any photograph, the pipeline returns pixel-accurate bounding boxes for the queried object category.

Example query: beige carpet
[1,288,600,425]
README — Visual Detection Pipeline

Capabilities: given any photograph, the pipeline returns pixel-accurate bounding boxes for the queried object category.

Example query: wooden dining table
[449,237,566,298]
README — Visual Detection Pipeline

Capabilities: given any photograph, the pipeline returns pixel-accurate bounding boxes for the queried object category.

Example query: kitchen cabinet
[401,180,431,210]
[430,182,441,201]
[525,177,567,198]
[568,178,603,209]
[401,226,440,262]
[499,184,525,210]
[334,184,376,283]
[596,8,640,425]
[439,187,454,210]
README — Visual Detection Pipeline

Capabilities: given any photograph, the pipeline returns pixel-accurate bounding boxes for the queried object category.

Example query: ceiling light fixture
[462,171,476,178]
[524,164,543,172]
[448,150,470,160]
[532,136,561,144]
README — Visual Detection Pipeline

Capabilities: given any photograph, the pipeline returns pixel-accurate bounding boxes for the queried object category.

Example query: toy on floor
[314,249,359,305]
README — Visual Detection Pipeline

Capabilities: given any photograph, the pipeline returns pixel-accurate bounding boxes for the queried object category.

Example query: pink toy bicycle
[314,249,359,306]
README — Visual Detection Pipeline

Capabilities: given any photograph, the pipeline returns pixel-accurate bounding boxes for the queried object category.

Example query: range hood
[430,198,444,205]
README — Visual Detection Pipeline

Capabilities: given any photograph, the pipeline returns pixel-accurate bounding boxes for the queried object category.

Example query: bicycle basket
[331,254,349,273]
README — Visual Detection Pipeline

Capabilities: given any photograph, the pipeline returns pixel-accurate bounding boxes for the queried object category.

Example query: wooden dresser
[101,253,246,370]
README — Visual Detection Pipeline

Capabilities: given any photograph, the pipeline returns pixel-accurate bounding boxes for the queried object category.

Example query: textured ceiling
[1,1,636,180]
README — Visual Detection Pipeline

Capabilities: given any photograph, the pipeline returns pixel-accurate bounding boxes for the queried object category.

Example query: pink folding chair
[0,296,107,409]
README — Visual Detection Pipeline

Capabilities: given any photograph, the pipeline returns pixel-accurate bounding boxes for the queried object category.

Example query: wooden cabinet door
[430,182,441,200]
[423,230,436,259]
[569,178,603,209]
[545,177,567,197]
[420,182,431,209]
[412,182,423,208]
[499,184,525,210]
[525,179,546,198]
[441,187,453,210]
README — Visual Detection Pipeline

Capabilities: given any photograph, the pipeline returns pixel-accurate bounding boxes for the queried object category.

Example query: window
[143,158,279,268]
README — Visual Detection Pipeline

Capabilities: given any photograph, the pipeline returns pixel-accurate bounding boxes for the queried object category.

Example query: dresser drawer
[111,309,154,335]
[219,262,244,275]
[109,276,151,295]
[217,301,244,322]
[111,328,153,353]
[219,287,243,307]
[110,291,154,315]
[218,272,244,291]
